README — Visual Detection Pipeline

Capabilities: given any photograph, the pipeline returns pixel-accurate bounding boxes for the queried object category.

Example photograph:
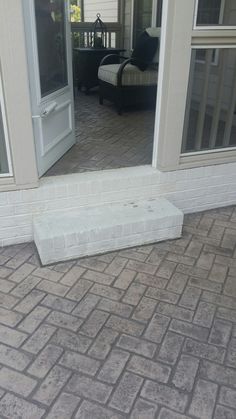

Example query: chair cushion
[98,63,158,87]
[131,30,159,71]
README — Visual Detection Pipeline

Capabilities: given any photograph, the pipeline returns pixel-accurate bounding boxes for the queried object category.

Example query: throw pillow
[131,30,159,71]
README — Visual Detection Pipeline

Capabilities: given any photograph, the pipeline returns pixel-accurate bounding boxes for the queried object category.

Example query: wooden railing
[71,22,123,49]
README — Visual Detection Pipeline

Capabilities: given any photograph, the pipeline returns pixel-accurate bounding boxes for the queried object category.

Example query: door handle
[41,102,57,118]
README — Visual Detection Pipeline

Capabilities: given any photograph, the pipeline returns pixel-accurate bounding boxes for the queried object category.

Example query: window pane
[196,0,236,26]
[35,0,68,97]
[182,48,236,153]
[0,102,9,175]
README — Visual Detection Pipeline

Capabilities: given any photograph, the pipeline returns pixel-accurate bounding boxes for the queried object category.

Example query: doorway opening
[27,0,162,177]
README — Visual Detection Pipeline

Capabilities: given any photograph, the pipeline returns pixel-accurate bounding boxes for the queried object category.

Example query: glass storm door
[23,0,75,176]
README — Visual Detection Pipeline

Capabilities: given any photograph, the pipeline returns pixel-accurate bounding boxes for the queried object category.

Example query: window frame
[182,44,236,155]
[153,0,236,172]
[179,2,236,166]
[193,0,236,31]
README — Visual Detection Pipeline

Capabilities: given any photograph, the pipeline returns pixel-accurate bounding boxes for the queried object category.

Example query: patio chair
[98,27,160,114]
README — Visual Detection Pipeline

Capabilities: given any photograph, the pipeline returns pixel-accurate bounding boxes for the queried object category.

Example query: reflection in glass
[133,0,153,46]
[35,0,68,97]
[196,0,236,26]
[0,102,9,175]
[182,48,236,153]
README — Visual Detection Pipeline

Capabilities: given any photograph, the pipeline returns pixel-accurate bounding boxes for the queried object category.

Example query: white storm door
[23,0,75,176]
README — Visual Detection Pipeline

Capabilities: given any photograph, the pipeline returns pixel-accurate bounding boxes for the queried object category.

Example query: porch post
[152,0,195,171]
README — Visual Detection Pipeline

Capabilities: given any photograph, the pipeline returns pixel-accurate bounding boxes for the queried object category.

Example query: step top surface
[34,198,183,239]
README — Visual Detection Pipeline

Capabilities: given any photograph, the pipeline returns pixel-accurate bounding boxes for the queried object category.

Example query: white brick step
[33,198,183,265]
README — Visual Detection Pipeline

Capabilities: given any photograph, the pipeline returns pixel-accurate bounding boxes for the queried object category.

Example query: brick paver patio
[0,206,236,418]
[45,90,155,176]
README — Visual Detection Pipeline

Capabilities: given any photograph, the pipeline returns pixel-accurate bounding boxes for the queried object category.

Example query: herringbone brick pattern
[0,206,236,418]
[45,90,155,176]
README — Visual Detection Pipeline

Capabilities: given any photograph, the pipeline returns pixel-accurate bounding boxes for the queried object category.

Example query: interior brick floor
[45,90,155,176]
[0,206,236,418]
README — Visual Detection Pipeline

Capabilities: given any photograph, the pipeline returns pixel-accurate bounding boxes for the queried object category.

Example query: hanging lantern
[91,13,107,49]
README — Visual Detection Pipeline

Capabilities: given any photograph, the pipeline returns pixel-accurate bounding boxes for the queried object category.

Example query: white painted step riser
[38,226,182,254]
[36,225,182,265]
[34,198,183,265]
[40,215,182,249]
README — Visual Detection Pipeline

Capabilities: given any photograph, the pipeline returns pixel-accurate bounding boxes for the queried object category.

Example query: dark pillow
[131,30,159,71]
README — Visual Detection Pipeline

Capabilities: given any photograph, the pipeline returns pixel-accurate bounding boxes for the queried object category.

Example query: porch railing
[71,22,123,49]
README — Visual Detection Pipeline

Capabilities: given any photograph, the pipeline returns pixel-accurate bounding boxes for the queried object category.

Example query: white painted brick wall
[34,198,183,264]
[0,162,236,247]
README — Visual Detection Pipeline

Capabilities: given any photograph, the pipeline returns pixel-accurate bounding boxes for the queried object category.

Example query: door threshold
[42,165,158,185]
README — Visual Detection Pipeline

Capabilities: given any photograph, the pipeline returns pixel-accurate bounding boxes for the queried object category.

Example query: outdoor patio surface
[0,207,236,418]
[45,90,155,176]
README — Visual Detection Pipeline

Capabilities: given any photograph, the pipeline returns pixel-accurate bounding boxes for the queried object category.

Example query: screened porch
[45,0,162,176]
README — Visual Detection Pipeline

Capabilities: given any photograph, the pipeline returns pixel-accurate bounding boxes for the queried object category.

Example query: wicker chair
[98,28,160,114]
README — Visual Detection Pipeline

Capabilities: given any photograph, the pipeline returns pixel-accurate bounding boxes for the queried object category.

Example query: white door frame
[152,0,196,170]
[0,0,195,192]
[4,0,232,192]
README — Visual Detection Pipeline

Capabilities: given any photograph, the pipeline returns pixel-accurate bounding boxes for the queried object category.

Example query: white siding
[84,0,118,22]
